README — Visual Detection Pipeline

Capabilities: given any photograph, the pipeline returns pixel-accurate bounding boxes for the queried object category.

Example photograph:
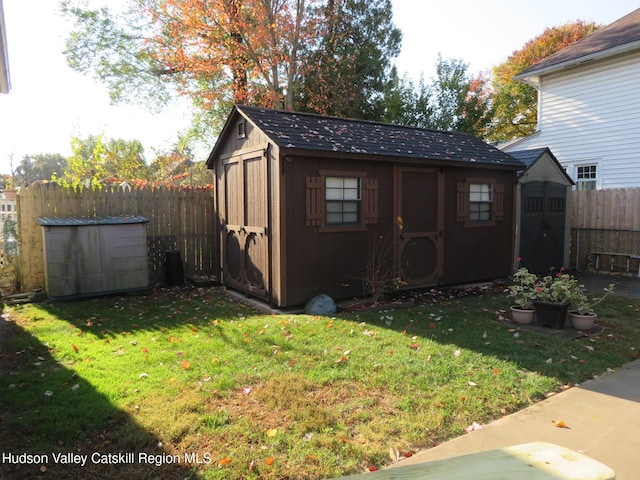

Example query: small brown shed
[207,105,525,308]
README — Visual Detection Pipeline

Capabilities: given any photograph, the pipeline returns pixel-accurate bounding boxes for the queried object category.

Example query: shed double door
[519,181,566,274]
[394,167,444,286]
[220,152,270,299]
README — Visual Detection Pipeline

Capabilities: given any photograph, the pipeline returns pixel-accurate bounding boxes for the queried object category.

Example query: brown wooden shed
[207,105,525,308]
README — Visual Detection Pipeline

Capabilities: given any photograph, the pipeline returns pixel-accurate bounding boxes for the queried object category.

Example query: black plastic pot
[533,300,570,329]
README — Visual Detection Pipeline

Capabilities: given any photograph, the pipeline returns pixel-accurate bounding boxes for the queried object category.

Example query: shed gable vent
[237,120,246,139]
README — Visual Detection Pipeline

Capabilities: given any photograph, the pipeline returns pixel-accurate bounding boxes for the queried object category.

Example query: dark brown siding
[443,167,517,283]
[281,158,517,307]
[283,156,395,306]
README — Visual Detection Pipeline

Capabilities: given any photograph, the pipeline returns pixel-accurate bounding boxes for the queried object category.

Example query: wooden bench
[332,442,615,479]
[591,251,640,276]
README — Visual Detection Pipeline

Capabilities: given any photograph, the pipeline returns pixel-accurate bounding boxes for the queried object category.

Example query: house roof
[209,105,524,169]
[516,8,640,80]
[508,147,575,184]
[0,0,10,94]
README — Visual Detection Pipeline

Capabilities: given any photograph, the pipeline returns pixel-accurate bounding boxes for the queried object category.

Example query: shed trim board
[209,106,524,307]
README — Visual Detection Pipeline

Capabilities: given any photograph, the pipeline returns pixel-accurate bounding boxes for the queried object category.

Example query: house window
[576,164,597,190]
[325,176,361,225]
[469,183,493,221]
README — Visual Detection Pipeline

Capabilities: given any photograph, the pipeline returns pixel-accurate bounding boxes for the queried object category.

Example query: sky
[0,0,638,175]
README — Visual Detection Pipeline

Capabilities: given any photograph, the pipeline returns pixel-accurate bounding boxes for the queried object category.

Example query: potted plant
[568,283,615,330]
[531,269,580,329]
[507,267,537,324]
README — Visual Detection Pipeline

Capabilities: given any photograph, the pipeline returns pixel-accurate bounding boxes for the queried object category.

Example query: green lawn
[1,286,639,479]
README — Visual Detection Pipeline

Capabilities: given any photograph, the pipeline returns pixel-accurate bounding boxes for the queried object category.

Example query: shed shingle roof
[507,147,550,168]
[220,105,523,168]
[507,147,575,185]
[516,8,640,78]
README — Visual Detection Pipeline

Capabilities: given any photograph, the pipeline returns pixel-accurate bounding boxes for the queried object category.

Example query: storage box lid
[38,215,148,226]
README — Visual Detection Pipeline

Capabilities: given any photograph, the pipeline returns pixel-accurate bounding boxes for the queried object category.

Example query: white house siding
[504,52,640,189]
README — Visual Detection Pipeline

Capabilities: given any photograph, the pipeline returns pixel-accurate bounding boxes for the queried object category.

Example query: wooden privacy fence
[16,183,216,292]
[570,188,640,273]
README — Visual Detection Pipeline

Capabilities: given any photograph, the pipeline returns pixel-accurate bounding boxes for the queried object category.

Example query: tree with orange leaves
[487,20,600,143]
[62,0,401,127]
[144,0,317,110]
[63,0,321,112]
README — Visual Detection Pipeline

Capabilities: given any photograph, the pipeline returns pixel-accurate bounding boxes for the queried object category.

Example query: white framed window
[575,164,597,190]
[325,176,361,225]
[469,183,493,221]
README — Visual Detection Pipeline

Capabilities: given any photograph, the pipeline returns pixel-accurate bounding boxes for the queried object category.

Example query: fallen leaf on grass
[181,361,191,370]
[265,457,274,466]
[266,428,278,438]
[72,345,79,353]
[218,457,232,466]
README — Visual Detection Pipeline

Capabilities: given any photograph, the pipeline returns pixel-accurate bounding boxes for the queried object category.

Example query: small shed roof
[508,147,575,185]
[38,215,149,227]
[208,105,524,169]
[516,8,640,80]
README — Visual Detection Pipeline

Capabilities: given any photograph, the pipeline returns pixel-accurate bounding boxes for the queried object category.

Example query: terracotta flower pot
[510,306,535,325]
[569,312,597,331]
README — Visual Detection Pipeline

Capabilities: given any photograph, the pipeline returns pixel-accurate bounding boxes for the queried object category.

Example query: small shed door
[519,181,566,274]
[394,167,444,286]
[221,153,270,299]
